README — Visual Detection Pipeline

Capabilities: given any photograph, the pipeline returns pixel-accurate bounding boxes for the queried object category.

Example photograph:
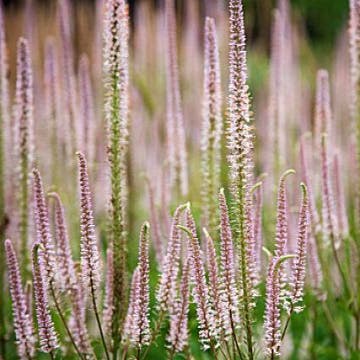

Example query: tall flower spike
[15,37,34,277]
[314,70,332,146]
[57,0,78,155]
[185,209,215,349]
[77,152,101,294]
[103,0,129,341]
[32,244,59,354]
[264,256,282,358]
[165,0,188,196]
[131,222,151,347]
[289,183,309,311]
[201,17,222,232]
[274,169,295,259]
[320,135,338,244]
[157,203,187,313]
[48,192,75,290]
[218,189,240,337]
[5,239,35,359]
[123,267,140,342]
[77,151,110,360]
[44,38,61,184]
[203,228,222,331]
[78,54,95,165]
[168,259,190,354]
[252,182,263,274]
[32,169,56,284]
[227,1,256,355]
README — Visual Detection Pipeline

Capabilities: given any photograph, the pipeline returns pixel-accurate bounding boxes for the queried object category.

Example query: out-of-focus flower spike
[333,153,349,237]
[48,192,75,290]
[201,17,222,232]
[131,222,151,347]
[15,37,34,277]
[103,248,114,336]
[320,135,338,244]
[57,0,78,155]
[32,244,59,354]
[218,189,240,337]
[203,228,222,330]
[78,54,95,165]
[289,183,310,311]
[103,0,129,338]
[44,38,61,183]
[314,70,332,147]
[5,239,35,359]
[157,203,188,313]
[168,259,190,354]
[123,267,140,342]
[77,152,101,294]
[165,0,188,196]
[32,169,56,284]
[184,208,215,349]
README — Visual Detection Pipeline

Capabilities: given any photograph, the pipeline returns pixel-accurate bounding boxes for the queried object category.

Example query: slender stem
[49,350,55,360]
[137,347,141,360]
[229,309,242,359]
[121,343,129,360]
[355,313,360,351]
[90,277,111,360]
[49,284,85,360]
[280,304,294,342]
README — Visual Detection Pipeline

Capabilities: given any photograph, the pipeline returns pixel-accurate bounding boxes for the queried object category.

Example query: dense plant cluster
[0,0,359,359]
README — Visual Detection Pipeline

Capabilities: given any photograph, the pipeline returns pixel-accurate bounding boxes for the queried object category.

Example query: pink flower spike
[168,259,190,353]
[157,203,187,313]
[131,222,151,347]
[103,248,114,337]
[5,239,35,359]
[32,169,56,284]
[77,151,101,294]
[289,184,310,312]
[32,244,59,353]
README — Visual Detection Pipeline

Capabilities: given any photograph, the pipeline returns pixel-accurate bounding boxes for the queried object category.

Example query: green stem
[49,284,85,360]
[90,277,110,360]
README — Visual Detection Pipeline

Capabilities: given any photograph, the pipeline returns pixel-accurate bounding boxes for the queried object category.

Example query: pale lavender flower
[32,244,59,353]
[131,222,151,347]
[57,0,78,154]
[333,153,349,237]
[48,192,75,290]
[274,170,295,259]
[123,267,140,341]
[32,169,56,283]
[320,135,338,244]
[157,203,187,313]
[218,189,240,336]
[289,184,309,312]
[5,239,35,359]
[264,256,282,358]
[201,16,222,231]
[15,38,34,271]
[203,229,222,330]
[314,70,332,146]
[185,209,215,349]
[168,259,190,353]
[165,0,188,196]
[77,152,101,293]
